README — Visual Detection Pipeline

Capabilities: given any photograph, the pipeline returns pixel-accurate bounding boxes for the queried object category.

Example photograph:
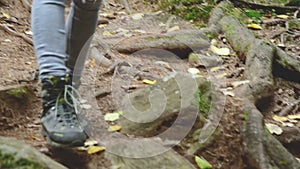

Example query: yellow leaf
[131,13,144,20]
[132,29,146,34]
[142,79,156,85]
[104,112,120,122]
[2,12,10,19]
[102,30,113,36]
[265,123,283,135]
[86,58,97,68]
[210,66,222,72]
[210,45,230,56]
[277,14,289,19]
[195,156,212,169]
[108,125,122,132]
[87,146,105,154]
[99,13,115,19]
[167,26,180,33]
[98,24,108,28]
[273,115,289,122]
[247,23,262,30]
[215,72,227,78]
[287,114,300,120]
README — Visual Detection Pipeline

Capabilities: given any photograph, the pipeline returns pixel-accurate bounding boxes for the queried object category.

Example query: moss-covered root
[243,104,300,169]
[211,1,300,168]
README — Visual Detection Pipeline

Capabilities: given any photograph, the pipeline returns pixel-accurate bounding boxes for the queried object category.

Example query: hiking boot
[41,75,89,147]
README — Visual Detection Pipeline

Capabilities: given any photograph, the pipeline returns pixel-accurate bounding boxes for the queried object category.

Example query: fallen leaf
[81,104,92,109]
[108,125,122,131]
[142,79,156,85]
[87,146,105,154]
[87,58,97,68]
[280,122,294,127]
[159,23,166,27]
[247,23,262,30]
[287,114,300,120]
[84,140,99,147]
[273,115,289,122]
[2,12,10,19]
[24,30,33,35]
[210,45,230,56]
[231,80,250,88]
[167,26,180,33]
[131,13,144,20]
[99,13,115,19]
[265,123,283,135]
[222,91,235,97]
[102,30,113,36]
[215,72,227,78]
[276,14,289,19]
[195,156,212,169]
[188,68,200,75]
[104,112,120,122]
[210,66,223,72]
[115,28,130,34]
[98,24,108,28]
[132,29,146,34]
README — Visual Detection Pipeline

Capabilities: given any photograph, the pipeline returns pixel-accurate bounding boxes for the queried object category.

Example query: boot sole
[41,127,84,148]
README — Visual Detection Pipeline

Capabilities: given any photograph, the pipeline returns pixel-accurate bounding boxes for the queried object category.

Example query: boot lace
[54,85,83,127]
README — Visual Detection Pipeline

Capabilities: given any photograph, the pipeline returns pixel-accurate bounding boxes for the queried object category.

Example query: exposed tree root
[229,0,299,14]
[209,2,300,168]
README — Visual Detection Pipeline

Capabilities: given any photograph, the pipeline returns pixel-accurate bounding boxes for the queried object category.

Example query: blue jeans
[31,0,102,83]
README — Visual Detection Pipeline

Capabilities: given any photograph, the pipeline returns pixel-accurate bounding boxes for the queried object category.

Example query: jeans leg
[66,0,102,84]
[31,0,70,80]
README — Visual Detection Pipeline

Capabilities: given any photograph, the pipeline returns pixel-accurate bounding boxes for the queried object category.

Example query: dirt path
[0,0,299,169]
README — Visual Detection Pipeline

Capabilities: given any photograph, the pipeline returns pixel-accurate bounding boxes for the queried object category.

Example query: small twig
[94,87,111,98]
[0,24,33,45]
[261,18,286,26]
[230,0,299,14]
[279,99,300,116]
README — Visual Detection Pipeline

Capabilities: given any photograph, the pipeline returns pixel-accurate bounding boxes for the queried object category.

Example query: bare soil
[0,0,299,169]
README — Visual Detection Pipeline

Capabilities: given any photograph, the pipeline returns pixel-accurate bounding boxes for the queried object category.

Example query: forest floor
[0,0,299,168]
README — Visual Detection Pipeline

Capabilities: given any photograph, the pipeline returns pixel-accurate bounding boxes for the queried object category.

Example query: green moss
[0,150,43,169]
[243,112,249,121]
[152,0,216,26]
[6,87,28,99]
[204,31,218,40]
[288,20,300,29]
[194,88,211,118]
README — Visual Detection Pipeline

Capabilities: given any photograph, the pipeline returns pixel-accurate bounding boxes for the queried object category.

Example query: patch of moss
[243,112,249,121]
[288,20,300,29]
[194,88,211,118]
[204,31,218,40]
[6,87,28,99]
[0,150,43,169]
[151,0,216,27]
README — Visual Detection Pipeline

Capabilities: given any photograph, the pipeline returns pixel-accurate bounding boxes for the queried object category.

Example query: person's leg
[31,0,90,147]
[31,0,70,80]
[66,0,102,84]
